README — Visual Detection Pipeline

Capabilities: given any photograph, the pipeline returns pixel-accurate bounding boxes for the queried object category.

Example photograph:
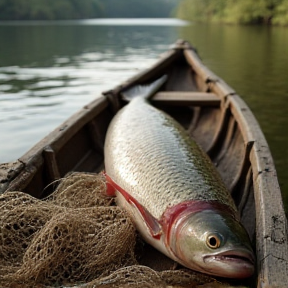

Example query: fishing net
[0,172,232,288]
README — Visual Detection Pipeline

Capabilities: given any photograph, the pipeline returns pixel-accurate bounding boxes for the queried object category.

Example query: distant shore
[176,0,288,26]
[0,0,178,21]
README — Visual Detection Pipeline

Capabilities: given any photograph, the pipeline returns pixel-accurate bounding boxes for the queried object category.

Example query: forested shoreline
[176,0,288,26]
[0,0,177,20]
[1,0,288,26]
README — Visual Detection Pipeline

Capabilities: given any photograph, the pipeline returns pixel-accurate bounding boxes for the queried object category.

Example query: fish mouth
[205,249,255,264]
[203,249,255,278]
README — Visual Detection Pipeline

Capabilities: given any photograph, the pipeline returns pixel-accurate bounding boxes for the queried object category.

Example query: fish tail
[121,75,167,102]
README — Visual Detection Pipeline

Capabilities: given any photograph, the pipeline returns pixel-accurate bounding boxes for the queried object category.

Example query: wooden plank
[208,79,235,98]
[0,161,24,193]
[152,91,220,106]
[43,146,61,182]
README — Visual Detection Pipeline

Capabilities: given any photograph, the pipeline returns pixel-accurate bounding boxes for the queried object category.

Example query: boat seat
[152,91,220,106]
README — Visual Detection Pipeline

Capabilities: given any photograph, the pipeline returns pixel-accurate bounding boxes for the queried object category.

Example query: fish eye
[206,234,221,249]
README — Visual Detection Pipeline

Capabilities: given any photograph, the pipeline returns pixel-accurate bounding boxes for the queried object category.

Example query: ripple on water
[0,51,158,163]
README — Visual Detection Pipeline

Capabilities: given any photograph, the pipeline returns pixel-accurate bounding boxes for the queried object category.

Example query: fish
[104,76,255,278]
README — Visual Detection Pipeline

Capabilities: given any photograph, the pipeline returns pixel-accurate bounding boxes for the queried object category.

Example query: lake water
[0,19,288,212]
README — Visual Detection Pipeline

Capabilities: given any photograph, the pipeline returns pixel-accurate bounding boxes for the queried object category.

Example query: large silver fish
[104,76,255,278]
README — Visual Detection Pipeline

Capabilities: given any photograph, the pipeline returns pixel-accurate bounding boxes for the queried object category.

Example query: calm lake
[0,19,288,212]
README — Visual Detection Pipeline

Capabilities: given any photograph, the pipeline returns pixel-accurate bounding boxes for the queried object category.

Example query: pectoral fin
[105,173,162,239]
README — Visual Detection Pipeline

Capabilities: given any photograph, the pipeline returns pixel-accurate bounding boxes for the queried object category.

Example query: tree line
[103,0,177,18]
[176,0,288,26]
[0,0,178,20]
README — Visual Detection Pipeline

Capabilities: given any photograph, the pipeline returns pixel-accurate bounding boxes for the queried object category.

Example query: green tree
[0,0,104,20]
[273,0,288,25]
[224,0,278,24]
[176,0,287,25]
[0,0,176,20]
[0,0,30,20]
[176,0,227,22]
[176,0,210,22]
[101,0,178,18]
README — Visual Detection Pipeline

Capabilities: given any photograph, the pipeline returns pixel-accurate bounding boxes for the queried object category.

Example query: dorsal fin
[121,75,167,102]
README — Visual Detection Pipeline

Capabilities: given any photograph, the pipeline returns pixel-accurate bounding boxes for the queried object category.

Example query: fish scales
[105,97,237,220]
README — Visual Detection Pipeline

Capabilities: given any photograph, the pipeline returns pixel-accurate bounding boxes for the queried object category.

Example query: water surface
[0,19,288,212]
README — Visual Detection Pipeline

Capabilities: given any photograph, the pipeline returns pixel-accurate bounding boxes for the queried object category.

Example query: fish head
[169,209,255,278]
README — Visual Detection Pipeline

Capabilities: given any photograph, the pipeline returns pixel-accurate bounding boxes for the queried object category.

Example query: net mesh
[0,172,232,288]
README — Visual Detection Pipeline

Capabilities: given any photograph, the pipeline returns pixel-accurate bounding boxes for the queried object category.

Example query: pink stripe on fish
[104,172,162,239]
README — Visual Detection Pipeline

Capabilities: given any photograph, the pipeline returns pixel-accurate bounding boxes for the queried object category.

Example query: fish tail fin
[121,75,167,102]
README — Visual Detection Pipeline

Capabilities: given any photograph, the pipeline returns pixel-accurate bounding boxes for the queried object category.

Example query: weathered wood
[0,161,24,193]
[87,120,105,154]
[208,79,236,98]
[227,96,256,147]
[43,146,61,182]
[205,105,230,157]
[152,91,220,106]
[230,141,254,197]
[6,155,43,195]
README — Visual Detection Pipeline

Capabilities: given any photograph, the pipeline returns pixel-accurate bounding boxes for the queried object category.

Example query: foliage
[0,0,104,20]
[0,0,178,20]
[176,0,288,26]
[273,1,288,25]
[102,0,178,18]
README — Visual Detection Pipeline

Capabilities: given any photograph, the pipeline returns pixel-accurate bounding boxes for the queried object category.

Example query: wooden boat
[0,40,287,287]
